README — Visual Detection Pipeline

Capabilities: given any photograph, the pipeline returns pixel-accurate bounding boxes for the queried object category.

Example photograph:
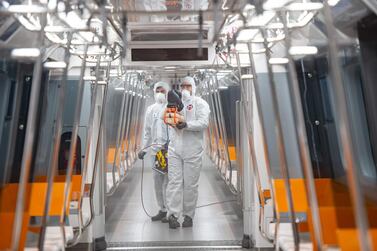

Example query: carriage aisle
[105,154,244,250]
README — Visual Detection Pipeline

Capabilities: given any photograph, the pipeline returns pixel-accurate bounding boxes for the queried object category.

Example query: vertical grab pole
[246,43,277,242]
[124,76,136,168]
[118,74,131,172]
[235,52,272,242]
[86,60,112,228]
[280,11,323,250]
[211,73,235,192]
[260,28,300,251]
[68,55,102,247]
[11,10,47,251]
[322,3,372,251]
[109,78,127,191]
[206,75,223,174]
[60,44,89,246]
[38,32,73,250]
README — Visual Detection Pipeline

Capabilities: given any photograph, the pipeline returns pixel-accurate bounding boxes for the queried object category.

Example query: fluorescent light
[217,70,233,73]
[164,66,177,69]
[8,5,47,13]
[241,74,254,80]
[115,87,125,91]
[289,46,318,55]
[288,12,315,28]
[328,0,340,6]
[83,76,96,81]
[11,48,40,59]
[236,29,259,42]
[286,3,323,11]
[235,43,249,53]
[218,86,228,90]
[268,23,284,29]
[97,81,107,84]
[17,16,40,31]
[263,0,291,10]
[44,26,75,33]
[269,58,289,65]
[44,61,67,69]
[2,1,10,8]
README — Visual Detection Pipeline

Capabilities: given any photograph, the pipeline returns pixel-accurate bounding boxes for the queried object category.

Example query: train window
[296,13,377,183]
[58,132,82,175]
[358,14,377,179]
[219,86,240,147]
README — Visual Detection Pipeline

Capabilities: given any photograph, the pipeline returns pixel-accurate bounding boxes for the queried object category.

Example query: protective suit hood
[153,81,170,94]
[180,76,196,96]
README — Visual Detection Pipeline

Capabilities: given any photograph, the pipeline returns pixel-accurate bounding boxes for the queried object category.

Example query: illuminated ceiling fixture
[269,57,289,65]
[97,81,107,84]
[241,74,254,80]
[164,66,177,69]
[328,0,340,6]
[1,1,9,8]
[218,86,229,90]
[45,32,67,44]
[263,0,292,10]
[8,5,47,13]
[288,12,314,28]
[115,87,125,91]
[286,2,323,11]
[44,26,76,33]
[289,46,318,55]
[268,23,284,29]
[11,48,40,59]
[44,61,67,69]
[247,11,276,27]
[83,76,97,81]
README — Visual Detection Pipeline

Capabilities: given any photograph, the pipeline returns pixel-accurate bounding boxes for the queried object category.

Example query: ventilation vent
[130,29,208,41]
[131,48,208,61]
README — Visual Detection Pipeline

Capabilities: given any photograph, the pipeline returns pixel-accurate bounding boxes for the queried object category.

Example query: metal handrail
[210,73,237,194]
[67,55,102,247]
[245,44,278,242]
[235,52,274,243]
[279,11,324,250]
[260,28,300,251]
[38,32,73,250]
[59,43,89,248]
[322,3,372,250]
[10,10,47,251]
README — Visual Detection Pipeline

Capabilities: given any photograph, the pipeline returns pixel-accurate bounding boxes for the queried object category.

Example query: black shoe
[151,211,167,221]
[161,216,169,223]
[182,215,193,228]
[168,215,180,229]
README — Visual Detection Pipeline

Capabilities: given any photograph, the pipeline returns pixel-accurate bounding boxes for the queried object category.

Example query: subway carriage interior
[1,0,377,250]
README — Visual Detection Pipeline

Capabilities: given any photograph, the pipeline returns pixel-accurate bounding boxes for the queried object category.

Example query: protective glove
[176,122,187,130]
[138,150,147,160]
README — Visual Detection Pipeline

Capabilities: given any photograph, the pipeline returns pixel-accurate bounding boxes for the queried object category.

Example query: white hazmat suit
[166,76,210,220]
[141,81,170,214]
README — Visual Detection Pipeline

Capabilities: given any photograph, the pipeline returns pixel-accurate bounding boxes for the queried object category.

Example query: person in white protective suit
[138,81,170,222]
[166,76,210,229]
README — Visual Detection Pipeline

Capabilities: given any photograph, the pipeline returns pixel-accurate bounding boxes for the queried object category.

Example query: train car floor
[105,155,246,250]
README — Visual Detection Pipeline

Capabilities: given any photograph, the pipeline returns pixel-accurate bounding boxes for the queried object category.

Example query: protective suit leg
[183,151,203,218]
[166,150,184,217]
[152,155,168,212]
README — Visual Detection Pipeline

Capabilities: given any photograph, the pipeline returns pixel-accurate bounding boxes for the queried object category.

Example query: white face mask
[181,89,191,101]
[154,92,166,104]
